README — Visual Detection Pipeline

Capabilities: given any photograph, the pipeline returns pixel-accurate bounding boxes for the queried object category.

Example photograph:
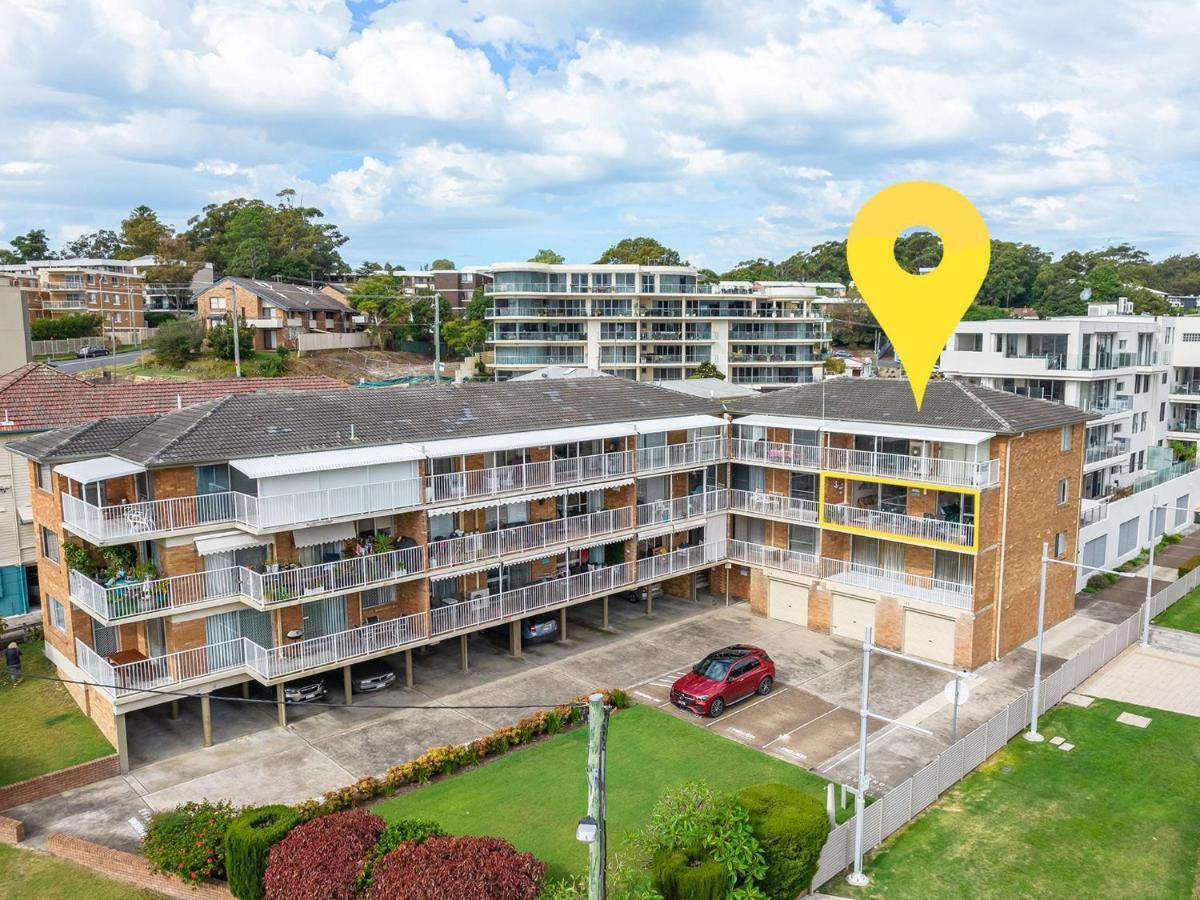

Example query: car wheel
[708,697,725,717]
[757,676,773,696]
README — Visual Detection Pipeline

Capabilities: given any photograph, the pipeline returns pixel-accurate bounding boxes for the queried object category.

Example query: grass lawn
[825,698,1200,899]
[0,641,113,787]
[0,843,161,900]
[115,352,289,380]
[373,704,840,880]
[1153,584,1200,634]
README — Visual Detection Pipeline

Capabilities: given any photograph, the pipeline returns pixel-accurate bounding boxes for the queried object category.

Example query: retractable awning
[731,414,825,431]
[292,521,356,548]
[820,420,994,445]
[419,423,636,458]
[55,456,145,484]
[633,414,726,434]
[195,531,270,556]
[230,444,423,479]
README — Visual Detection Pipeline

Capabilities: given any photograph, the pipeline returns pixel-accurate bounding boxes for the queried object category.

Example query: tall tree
[120,205,172,258]
[465,285,491,322]
[977,241,1050,307]
[1152,254,1200,296]
[429,258,456,270]
[1031,252,1090,316]
[409,291,454,342]
[61,229,122,259]
[893,232,943,274]
[721,258,780,281]
[347,274,408,349]
[9,228,54,261]
[595,237,683,266]
[527,249,565,264]
[800,240,850,284]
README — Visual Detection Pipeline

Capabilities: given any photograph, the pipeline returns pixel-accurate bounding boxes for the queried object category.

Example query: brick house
[195,277,357,351]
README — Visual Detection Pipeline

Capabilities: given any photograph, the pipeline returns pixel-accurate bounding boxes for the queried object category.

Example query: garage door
[902,610,956,664]
[768,579,808,626]
[831,595,874,641]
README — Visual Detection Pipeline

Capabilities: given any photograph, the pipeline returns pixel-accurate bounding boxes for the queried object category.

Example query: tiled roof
[207,277,352,313]
[14,378,725,465]
[0,363,347,434]
[727,378,1094,434]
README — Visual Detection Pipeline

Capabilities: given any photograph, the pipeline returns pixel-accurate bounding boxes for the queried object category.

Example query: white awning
[429,477,635,518]
[230,444,423,479]
[820,420,994,445]
[16,505,33,525]
[292,521,356,548]
[428,547,568,581]
[55,456,146,485]
[731,414,825,431]
[195,531,270,556]
[633,415,726,434]
[419,423,636,458]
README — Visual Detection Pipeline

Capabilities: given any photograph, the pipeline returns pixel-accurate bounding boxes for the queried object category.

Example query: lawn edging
[0,755,120,811]
[46,832,232,900]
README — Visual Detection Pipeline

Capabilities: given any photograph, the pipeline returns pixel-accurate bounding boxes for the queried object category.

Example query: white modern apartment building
[940,303,1200,586]
[485,264,830,388]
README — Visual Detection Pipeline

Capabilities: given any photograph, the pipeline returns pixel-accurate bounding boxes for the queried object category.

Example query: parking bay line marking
[727,726,757,742]
[632,689,665,705]
[776,746,808,762]
[703,688,789,729]
[762,707,840,749]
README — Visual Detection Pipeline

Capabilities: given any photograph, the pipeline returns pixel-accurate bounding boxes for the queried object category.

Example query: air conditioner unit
[469,588,491,602]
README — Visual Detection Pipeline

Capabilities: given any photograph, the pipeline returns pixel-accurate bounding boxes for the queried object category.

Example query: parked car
[612,588,645,604]
[350,659,396,692]
[75,345,111,358]
[283,676,328,703]
[486,613,559,645]
[670,645,775,717]
[832,349,853,358]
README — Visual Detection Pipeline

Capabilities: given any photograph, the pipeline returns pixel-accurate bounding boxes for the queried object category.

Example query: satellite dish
[1080,287,1093,302]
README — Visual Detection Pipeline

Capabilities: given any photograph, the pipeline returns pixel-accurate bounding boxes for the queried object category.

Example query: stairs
[1149,625,1200,657]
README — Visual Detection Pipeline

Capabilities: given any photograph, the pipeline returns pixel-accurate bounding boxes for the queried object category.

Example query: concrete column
[404,649,414,687]
[646,586,654,617]
[689,573,697,602]
[602,595,609,630]
[559,607,568,640]
[241,682,250,699]
[169,699,180,720]
[459,634,469,672]
[343,666,353,705]
[201,694,213,748]
[115,713,130,774]
[275,684,286,728]
[509,619,523,658]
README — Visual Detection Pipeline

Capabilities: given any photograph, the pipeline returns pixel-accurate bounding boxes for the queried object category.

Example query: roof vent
[0,409,12,427]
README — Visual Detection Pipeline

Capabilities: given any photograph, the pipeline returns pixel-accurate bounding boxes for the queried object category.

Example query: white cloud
[0,162,49,176]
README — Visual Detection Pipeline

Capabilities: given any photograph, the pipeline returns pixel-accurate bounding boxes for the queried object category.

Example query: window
[1183,333,1200,342]
[1054,531,1067,559]
[49,597,66,631]
[1161,402,1167,422]
[40,527,60,563]
[35,463,52,492]
[954,333,983,352]
[1175,494,1190,527]
[361,586,394,610]
[641,273,656,293]
[1118,517,1138,555]
[1060,425,1072,451]
[1058,479,1068,505]
[195,464,230,495]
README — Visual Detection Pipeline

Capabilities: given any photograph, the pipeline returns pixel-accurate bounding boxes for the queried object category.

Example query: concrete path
[1079,644,1200,718]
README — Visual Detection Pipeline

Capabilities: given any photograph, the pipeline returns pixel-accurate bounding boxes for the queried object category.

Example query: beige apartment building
[0,259,146,335]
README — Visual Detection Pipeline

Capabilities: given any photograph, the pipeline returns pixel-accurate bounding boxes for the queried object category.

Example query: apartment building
[195,277,358,351]
[940,306,1200,585]
[386,269,491,309]
[0,258,145,334]
[485,264,830,387]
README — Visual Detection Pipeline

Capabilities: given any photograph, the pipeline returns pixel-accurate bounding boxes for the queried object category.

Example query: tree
[120,205,172,258]
[347,274,408,349]
[1084,259,1122,303]
[722,258,780,281]
[527,249,564,264]
[689,361,725,380]
[800,240,850,284]
[893,232,943,274]
[697,267,720,284]
[429,258,456,270]
[595,237,683,266]
[207,314,256,360]
[441,317,487,357]
[824,357,846,375]
[409,292,453,342]
[355,260,404,277]
[9,228,54,261]
[224,205,272,278]
[465,285,491,322]
[1151,254,1200,296]
[978,241,1049,307]
[828,300,879,349]
[30,313,103,341]
[1032,252,1090,316]
[962,304,1012,321]
[61,229,122,259]
[148,318,204,368]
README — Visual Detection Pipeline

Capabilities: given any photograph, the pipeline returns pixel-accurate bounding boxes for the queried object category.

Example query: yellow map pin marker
[847,181,990,409]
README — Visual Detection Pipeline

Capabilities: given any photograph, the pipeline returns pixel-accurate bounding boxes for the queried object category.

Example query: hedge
[263,810,384,900]
[1179,554,1200,577]
[365,835,545,900]
[143,799,241,884]
[652,846,727,900]
[224,805,301,900]
[736,783,831,899]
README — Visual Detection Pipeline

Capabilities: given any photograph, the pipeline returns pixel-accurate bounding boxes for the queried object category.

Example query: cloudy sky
[1,0,1197,270]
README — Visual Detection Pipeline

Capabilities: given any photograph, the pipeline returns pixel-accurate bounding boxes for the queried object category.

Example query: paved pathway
[1080,644,1200,718]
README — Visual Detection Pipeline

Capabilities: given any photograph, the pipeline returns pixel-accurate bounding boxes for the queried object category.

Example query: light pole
[1141,495,1167,647]
[578,692,609,899]
[847,625,968,887]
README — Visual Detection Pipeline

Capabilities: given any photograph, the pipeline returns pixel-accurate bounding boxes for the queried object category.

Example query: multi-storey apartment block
[0,258,145,334]
[485,264,831,387]
[386,269,491,310]
[195,277,357,351]
[940,305,1200,585]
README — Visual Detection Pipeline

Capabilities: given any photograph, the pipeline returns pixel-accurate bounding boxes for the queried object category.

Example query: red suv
[670,645,775,717]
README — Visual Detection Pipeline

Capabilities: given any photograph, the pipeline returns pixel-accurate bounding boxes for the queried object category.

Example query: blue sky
[0,0,1197,271]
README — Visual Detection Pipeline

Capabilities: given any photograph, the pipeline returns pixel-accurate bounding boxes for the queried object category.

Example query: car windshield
[693,656,734,680]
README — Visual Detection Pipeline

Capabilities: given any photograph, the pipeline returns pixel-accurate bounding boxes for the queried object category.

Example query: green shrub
[607,688,631,709]
[31,312,102,341]
[225,804,301,900]
[148,318,203,369]
[143,799,241,884]
[1179,554,1200,577]
[736,784,831,900]
[652,846,728,900]
[356,818,446,891]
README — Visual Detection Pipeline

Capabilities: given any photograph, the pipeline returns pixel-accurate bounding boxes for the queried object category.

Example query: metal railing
[823,503,975,548]
[237,479,423,531]
[246,545,425,606]
[729,489,818,524]
[427,507,633,571]
[730,437,821,469]
[245,613,429,681]
[1080,502,1109,527]
[822,447,1000,489]
[1084,442,1128,465]
[727,539,820,577]
[426,451,633,505]
[636,541,726,582]
[68,567,247,622]
[78,636,248,698]
[1077,396,1133,415]
[819,558,973,610]
[636,437,724,474]
[62,491,238,543]
[637,490,727,527]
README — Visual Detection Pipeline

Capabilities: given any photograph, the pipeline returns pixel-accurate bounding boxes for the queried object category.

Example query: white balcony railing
[62,491,239,543]
[727,538,819,577]
[820,558,973,610]
[68,567,248,622]
[728,489,818,524]
[244,612,429,681]
[823,503,975,548]
[245,545,425,606]
[636,541,725,582]
[822,448,1000,489]
[730,438,820,469]
[428,507,633,571]
[78,636,248,698]
[637,490,727,527]
[635,437,724,474]
[241,479,422,530]
[426,451,633,505]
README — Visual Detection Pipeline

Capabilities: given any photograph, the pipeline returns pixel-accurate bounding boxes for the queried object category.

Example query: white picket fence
[810,572,1196,891]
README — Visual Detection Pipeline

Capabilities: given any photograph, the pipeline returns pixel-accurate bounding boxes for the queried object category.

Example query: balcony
[245,612,429,681]
[425,451,633,505]
[427,507,634,571]
[822,447,1000,489]
[730,437,820,469]
[730,372,816,385]
[822,503,975,549]
[820,558,973,611]
[1080,501,1109,527]
[728,489,818,524]
[62,491,240,543]
[727,539,819,577]
[76,637,249,699]
[1170,381,1200,398]
[240,479,422,531]
[68,567,249,623]
[246,545,425,607]
[1084,441,1129,466]
[1167,420,1200,435]
[637,490,727,527]
[635,541,726,582]
[489,305,588,318]
[636,437,724,474]
[1077,397,1133,415]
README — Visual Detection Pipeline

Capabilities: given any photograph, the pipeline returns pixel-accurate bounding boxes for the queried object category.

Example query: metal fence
[810,578,1192,891]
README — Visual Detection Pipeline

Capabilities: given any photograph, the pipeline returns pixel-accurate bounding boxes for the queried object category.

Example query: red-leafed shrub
[263,810,384,900]
[365,835,546,900]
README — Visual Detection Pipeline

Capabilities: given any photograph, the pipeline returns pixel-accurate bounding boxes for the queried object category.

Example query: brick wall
[46,833,233,900]
[32,466,74,661]
[0,755,120,811]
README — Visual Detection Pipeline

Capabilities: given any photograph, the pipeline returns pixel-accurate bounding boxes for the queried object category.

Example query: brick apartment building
[195,277,357,351]
[0,259,145,335]
[13,377,1088,768]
